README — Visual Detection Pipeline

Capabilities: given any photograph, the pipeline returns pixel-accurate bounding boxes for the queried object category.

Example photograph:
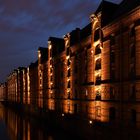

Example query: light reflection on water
[0,103,72,140]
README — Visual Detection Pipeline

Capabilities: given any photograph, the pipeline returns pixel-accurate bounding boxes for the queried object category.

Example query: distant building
[0,83,7,101]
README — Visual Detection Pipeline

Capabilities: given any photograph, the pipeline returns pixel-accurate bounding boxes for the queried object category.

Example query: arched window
[67,81,70,88]
[95,44,101,55]
[67,69,70,77]
[95,58,101,70]
[67,59,70,66]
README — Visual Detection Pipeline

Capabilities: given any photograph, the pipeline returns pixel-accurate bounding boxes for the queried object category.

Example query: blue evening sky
[0,0,122,82]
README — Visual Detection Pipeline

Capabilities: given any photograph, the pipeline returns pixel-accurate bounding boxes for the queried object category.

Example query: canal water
[0,103,78,140]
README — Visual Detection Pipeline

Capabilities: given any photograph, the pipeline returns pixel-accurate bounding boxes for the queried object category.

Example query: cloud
[0,0,122,82]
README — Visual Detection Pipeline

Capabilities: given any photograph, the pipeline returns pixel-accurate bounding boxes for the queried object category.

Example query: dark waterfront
[0,103,80,140]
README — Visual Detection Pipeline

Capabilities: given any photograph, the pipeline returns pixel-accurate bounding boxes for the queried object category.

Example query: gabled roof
[80,23,91,40]
[95,0,119,15]
[94,0,140,27]
[70,28,80,46]
[29,60,38,69]
[113,0,140,19]
[95,0,119,26]
[38,47,48,62]
[48,37,65,57]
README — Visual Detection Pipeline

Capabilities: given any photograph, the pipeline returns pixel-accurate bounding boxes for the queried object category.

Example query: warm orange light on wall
[66,56,70,60]
[38,52,41,58]
[89,120,93,124]
[95,70,101,76]
[48,44,52,50]
[95,54,101,61]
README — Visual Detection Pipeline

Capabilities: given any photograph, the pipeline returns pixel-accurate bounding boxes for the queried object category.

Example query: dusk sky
[0,0,122,82]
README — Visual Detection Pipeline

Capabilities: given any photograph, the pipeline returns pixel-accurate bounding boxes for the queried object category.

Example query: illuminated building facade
[47,37,65,111]
[0,0,140,129]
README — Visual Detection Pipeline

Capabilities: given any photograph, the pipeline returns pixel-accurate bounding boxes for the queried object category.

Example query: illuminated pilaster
[23,70,25,104]
[90,13,103,121]
[27,67,30,105]
[38,49,43,108]
[48,41,55,110]
[64,33,72,113]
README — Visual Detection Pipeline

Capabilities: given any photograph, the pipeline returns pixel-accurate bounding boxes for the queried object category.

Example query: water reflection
[0,103,73,140]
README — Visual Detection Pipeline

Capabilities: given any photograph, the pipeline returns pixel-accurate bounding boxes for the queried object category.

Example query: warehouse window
[110,51,115,63]
[66,47,70,56]
[67,69,70,77]
[75,89,78,99]
[95,44,101,55]
[95,58,101,70]
[110,87,115,100]
[130,44,135,58]
[111,68,115,80]
[130,85,136,100]
[94,28,100,41]
[109,107,116,121]
[130,64,135,79]
[131,109,136,124]
[67,81,70,88]
[95,75,101,85]
[110,35,115,46]
[74,104,78,114]
[130,26,135,37]
[95,90,101,100]
[75,65,78,73]
[67,59,70,66]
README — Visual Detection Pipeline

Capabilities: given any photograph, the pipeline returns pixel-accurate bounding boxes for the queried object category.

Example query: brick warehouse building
[0,0,140,139]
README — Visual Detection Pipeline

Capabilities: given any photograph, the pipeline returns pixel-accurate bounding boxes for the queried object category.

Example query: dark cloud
[0,0,122,82]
